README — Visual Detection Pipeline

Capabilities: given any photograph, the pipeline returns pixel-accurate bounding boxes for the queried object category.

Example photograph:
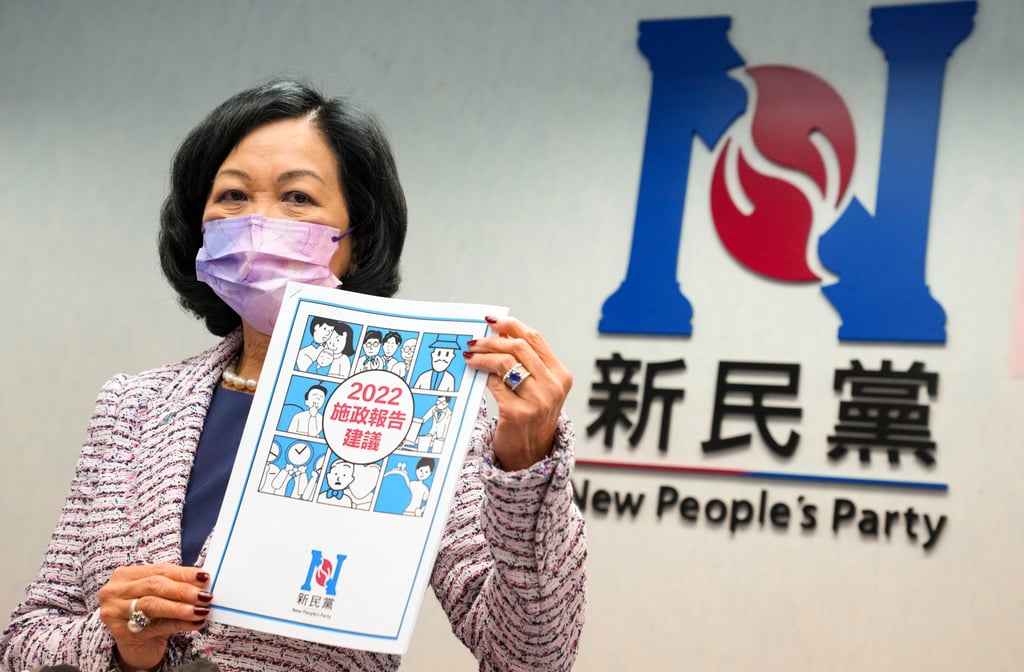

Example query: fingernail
[194,606,211,617]
[484,316,497,324]
[462,351,474,359]
[467,339,477,347]
[196,571,210,582]
[198,591,213,603]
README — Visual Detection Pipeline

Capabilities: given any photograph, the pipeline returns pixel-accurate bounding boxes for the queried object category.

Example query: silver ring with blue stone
[127,597,151,634]
[502,363,531,392]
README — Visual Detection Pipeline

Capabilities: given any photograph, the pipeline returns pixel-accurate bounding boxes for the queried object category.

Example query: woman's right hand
[98,564,212,671]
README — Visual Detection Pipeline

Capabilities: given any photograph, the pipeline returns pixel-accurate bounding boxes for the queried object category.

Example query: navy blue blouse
[180,384,253,567]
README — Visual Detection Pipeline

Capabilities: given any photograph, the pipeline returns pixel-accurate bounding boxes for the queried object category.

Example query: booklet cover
[203,281,508,654]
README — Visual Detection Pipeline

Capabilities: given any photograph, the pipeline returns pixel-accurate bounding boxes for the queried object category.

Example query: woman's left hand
[463,316,573,471]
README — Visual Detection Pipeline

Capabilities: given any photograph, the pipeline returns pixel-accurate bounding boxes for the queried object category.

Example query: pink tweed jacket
[1,332,586,671]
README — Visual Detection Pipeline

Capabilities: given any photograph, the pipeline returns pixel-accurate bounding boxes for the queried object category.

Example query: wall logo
[599,1,976,343]
[711,65,856,282]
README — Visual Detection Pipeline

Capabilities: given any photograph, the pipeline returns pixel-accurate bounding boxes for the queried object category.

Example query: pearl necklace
[222,357,258,392]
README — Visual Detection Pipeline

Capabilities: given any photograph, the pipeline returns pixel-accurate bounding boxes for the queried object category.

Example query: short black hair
[305,384,329,401]
[383,330,402,345]
[308,316,333,338]
[159,78,407,336]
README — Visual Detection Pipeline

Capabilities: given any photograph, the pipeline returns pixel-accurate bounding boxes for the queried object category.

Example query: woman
[1,80,586,672]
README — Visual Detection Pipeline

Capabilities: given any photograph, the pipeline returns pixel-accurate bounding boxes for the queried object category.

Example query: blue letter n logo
[600,2,976,344]
[301,549,347,596]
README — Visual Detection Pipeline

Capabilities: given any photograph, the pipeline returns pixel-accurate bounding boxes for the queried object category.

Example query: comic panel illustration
[403,393,455,454]
[351,327,420,378]
[375,453,438,517]
[271,304,485,518]
[276,376,341,440]
[258,437,331,502]
[293,315,361,381]
[316,453,385,510]
[409,333,472,393]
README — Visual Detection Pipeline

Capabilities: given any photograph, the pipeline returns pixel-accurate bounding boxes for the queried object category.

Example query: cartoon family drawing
[412,336,461,391]
[384,457,436,516]
[295,317,334,371]
[295,317,357,379]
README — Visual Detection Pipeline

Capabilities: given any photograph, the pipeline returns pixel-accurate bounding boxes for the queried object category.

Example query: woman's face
[202,117,353,279]
[326,329,347,352]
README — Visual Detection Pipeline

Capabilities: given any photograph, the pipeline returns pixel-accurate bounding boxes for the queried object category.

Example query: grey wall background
[2,1,1023,669]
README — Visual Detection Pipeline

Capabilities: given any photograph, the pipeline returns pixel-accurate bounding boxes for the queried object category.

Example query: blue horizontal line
[575,459,948,491]
[298,298,490,323]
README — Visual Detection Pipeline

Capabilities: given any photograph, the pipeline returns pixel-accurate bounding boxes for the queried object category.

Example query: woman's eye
[218,189,247,202]
[285,191,314,205]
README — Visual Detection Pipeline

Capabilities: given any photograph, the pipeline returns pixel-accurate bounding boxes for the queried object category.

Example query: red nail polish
[196,571,210,582]
[484,316,497,324]
[462,351,474,359]
[194,606,211,617]
[467,339,478,347]
[198,591,213,603]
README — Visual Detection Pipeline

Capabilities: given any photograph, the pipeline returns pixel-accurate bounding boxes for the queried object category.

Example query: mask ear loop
[331,227,356,243]
[331,227,356,287]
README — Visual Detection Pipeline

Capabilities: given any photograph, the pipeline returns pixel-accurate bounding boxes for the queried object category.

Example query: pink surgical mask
[196,215,352,335]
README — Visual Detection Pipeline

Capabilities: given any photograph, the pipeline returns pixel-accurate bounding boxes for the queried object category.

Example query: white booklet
[204,281,507,654]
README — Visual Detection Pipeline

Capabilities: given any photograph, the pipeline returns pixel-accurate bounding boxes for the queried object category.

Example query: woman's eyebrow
[214,168,252,182]
[277,169,326,185]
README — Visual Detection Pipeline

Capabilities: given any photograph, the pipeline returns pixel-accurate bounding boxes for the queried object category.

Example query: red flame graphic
[314,558,334,587]
[710,65,856,281]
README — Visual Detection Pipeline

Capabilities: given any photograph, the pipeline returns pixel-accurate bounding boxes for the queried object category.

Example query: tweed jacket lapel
[129,331,242,565]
